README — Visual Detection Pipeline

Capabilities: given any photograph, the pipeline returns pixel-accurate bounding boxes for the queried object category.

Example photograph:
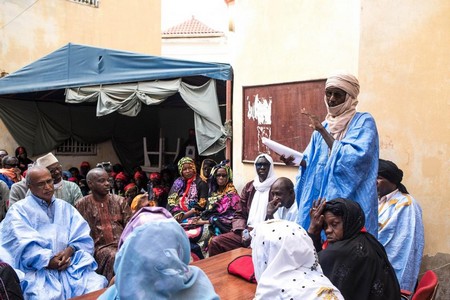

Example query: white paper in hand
[262,137,303,166]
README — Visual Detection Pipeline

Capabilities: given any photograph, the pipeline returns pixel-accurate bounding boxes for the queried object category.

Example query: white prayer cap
[36,152,59,167]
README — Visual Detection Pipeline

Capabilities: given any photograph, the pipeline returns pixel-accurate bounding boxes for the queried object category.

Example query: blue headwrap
[99,220,219,300]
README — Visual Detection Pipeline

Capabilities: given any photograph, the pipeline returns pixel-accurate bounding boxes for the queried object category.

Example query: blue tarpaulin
[0,43,232,95]
[0,43,233,170]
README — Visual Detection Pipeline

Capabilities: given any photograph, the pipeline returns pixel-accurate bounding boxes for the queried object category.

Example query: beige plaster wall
[359,1,450,294]
[230,0,361,191]
[231,0,449,294]
[0,0,161,163]
[359,0,450,255]
[162,37,231,64]
[0,0,161,73]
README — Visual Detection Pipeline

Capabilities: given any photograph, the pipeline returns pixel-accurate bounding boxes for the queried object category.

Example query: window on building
[55,137,97,156]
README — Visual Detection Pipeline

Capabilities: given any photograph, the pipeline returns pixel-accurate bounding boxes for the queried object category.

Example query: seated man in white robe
[377,159,424,292]
[0,166,107,299]
[265,177,298,221]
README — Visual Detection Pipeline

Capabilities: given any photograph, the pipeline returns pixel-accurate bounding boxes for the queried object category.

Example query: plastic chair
[400,270,439,300]
[412,270,439,300]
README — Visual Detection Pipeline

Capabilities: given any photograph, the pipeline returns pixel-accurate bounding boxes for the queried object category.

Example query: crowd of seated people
[0,73,427,299]
[0,145,425,299]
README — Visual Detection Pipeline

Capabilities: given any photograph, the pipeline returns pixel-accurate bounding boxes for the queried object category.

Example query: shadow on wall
[420,252,450,299]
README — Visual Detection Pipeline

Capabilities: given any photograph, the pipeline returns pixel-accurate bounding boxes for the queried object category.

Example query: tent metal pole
[225,80,232,162]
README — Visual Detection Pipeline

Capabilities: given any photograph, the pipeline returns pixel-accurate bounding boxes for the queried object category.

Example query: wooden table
[70,247,255,300]
[192,247,256,300]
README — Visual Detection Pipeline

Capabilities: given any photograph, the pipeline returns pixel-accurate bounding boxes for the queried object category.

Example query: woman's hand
[308,198,326,236]
[190,216,208,225]
[175,212,185,222]
[182,208,197,220]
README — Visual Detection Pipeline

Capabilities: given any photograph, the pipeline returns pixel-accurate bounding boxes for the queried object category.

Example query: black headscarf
[378,159,408,193]
[319,198,400,300]
[323,197,365,240]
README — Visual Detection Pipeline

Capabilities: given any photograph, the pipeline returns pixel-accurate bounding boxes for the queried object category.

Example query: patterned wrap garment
[201,165,240,235]
[167,157,208,218]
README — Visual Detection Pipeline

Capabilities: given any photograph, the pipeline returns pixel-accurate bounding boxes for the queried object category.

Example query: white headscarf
[324,73,360,140]
[251,220,344,300]
[247,154,277,227]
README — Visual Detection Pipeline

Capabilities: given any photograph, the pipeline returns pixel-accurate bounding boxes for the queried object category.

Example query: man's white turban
[325,74,360,99]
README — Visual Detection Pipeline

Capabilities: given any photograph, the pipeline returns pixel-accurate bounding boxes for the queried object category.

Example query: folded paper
[262,137,303,166]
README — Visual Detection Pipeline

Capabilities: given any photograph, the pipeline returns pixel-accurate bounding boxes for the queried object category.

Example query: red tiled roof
[162,16,224,38]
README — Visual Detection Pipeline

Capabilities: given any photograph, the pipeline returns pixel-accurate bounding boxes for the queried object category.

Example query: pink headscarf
[118,206,173,248]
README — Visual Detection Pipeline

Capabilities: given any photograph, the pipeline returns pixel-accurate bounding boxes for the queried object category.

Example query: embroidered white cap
[36,152,59,167]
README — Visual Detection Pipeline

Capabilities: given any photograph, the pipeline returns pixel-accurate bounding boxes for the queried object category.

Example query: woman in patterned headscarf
[251,220,343,300]
[167,157,209,258]
[195,164,240,236]
[308,198,400,300]
[168,157,208,221]
[199,158,217,194]
[199,158,217,182]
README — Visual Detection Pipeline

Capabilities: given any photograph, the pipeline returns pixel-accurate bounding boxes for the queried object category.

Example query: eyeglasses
[31,178,53,189]
[215,173,228,178]
[255,163,270,169]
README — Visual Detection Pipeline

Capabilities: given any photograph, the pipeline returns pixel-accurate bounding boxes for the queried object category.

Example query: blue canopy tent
[0,43,233,171]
